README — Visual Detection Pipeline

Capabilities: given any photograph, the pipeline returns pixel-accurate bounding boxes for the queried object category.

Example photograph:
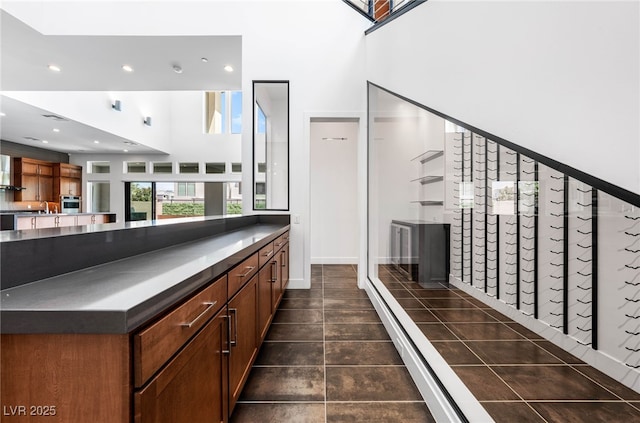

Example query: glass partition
[253,81,289,210]
[367,82,640,378]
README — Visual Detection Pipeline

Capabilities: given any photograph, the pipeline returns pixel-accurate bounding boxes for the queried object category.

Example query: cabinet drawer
[258,242,275,268]
[134,275,228,387]
[228,253,259,298]
[274,231,289,252]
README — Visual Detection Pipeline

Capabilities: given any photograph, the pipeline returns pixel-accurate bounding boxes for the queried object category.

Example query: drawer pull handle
[275,242,284,247]
[264,250,274,258]
[229,308,238,347]
[222,315,231,355]
[181,301,217,328]
[236,266,255,278]
[270,261,278,282]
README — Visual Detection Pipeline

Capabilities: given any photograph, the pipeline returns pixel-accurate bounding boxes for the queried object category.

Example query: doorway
[309,118,359,265]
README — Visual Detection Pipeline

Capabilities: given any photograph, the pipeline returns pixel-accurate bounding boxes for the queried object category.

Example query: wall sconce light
[143,116,152,126]
[112,100,122,111]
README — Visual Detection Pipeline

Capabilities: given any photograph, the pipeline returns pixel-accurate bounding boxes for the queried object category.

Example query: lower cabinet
[0,229,289,423]
[228,276,259,413]
[134,308,229,423]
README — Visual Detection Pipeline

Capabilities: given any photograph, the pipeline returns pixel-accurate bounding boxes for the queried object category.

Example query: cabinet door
[228,276,258,413]
[35,215,57,229]
[69,178,81,196]
[77,215,93,226]
[257,263,274,342]
[19,174,40,201]
[271,253,282,312]
[39,175,54,202]
[134,309,229,423]
[280,244,289,292]
[16,216,35,230]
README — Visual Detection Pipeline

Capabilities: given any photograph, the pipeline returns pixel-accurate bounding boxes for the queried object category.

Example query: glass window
[231,162,242,173]
[89,161,110,174]
[205,162,226,174]
[179,162,199,174]
[127,162,146,173]
[204,90,242,134]
[257,162,266,173]
[231,91,242,134]
[153,162,173,174]
[257,105,266,134]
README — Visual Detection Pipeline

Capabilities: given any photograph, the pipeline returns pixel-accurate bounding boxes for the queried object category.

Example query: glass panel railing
[367,81,640,419]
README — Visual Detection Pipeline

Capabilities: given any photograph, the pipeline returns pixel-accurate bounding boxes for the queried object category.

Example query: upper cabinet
[13,157,54,202]
[54,163,82,197]
[13,158,82,202]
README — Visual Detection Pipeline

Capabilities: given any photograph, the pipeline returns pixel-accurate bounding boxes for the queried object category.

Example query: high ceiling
[0,10,242,154]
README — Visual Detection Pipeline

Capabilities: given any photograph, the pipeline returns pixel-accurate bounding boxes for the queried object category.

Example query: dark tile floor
[231,264,435,423]
[378,264,640,422]
[232,264,640,422]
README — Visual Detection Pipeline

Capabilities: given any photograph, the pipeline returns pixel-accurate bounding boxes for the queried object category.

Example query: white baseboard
[365,277,494,423]
[285,278,309,289]
[310,257,358,265]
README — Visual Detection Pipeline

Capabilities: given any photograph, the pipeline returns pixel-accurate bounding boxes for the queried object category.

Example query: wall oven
[60,195,81,213]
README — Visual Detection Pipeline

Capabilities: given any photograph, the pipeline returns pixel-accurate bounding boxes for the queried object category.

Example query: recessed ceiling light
[0,112,5,117]
[122,64,134,72]
[94,140,100,144]
[224,65,234,72]
[173,65,183,74]
[48,64,61,72]
[53,128,60,132]
[42,140,49,144]
[123,149,129,152]
[201,57,208,63]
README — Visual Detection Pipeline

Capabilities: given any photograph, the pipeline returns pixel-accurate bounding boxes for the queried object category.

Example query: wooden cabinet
[228,275,258,413]
[14,158,54,202]
[134,276,228,387]
[77,214,108,225]
[257,261,275,342]
[53,163,82,198]
[13,159,82,201]
[134,308,229,423]
[1,228,289,423]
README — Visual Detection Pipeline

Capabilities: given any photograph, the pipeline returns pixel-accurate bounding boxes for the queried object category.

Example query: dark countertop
[0,222,288,334]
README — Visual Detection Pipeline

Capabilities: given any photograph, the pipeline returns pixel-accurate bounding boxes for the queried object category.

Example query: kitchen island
[0,214,290,422]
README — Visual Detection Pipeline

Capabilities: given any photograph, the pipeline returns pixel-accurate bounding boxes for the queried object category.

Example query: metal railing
[343,0,420,23]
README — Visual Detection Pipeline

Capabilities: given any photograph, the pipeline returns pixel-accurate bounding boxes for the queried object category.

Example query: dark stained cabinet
[1,228,289,423]
[53,163,82,197]
[228,276,259,413]
[257,261,275,342]
[14,158,54,202]
[134,308,229,423]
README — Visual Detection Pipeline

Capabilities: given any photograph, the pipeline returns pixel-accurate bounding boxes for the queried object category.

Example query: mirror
[253,81,289,210]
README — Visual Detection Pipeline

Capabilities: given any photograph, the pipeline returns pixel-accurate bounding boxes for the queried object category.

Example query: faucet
[40,201,49,214]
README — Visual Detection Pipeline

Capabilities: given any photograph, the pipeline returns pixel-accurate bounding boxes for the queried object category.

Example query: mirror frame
[252,80,290,211]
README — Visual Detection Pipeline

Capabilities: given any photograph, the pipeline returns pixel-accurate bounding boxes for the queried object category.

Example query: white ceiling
[0,10,242,154]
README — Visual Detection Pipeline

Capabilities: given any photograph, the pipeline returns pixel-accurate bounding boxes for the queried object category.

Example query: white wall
[366,0,640,195]
[310,121,359,264]
[6,0,370,288]
[3,91,173,153]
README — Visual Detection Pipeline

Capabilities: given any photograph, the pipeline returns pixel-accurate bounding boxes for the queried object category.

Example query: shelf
[411,150,444,164]
[411,175,444,185]
[0,185,26,191]
[411,200,444,206]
